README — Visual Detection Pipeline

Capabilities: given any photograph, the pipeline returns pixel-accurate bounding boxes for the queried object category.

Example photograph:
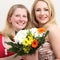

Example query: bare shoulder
[47,24,60,32]
[47,24,60,41]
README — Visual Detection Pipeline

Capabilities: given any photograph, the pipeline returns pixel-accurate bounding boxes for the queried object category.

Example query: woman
[0,4,38,60]
[31,0,60,60]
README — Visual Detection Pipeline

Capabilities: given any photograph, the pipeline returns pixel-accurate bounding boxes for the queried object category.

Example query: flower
[32,39,39,48]
[38,28,46,33]
[6,28,49,57]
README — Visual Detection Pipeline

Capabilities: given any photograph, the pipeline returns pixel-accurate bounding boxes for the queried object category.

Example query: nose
[40,11,44,15]
[19,16,23,21]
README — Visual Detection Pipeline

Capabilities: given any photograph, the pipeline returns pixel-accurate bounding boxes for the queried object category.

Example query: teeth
[39,17,47,19]
[18,23,23,25]
[17,22,24,24]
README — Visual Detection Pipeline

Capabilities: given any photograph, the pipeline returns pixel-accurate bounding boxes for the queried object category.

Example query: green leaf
[6,42,14,45]
[14,54,18,58]
[44,31,49,37]
[7,34,13,40]
[6,42,19,49]
[9,47,18,53]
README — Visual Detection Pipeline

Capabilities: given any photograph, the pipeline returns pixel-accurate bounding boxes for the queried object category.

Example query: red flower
[32,39,39,48]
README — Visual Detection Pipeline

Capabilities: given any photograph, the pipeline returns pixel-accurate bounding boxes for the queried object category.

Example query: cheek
[24,18,28,23]
[25,20,28,26]
[46,13,49,16]
[11,17,18,23]
[35,12,39,19]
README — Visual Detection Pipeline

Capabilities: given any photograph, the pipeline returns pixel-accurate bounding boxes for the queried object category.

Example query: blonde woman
[31,0,60,60]
[0,4,35,60]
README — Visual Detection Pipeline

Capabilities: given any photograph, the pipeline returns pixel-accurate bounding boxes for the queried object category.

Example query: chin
[40,20,48,24]
[40,22,47,24]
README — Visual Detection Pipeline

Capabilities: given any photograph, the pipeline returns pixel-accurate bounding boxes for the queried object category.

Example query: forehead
[13,8,27,14]
[35,1,48,9]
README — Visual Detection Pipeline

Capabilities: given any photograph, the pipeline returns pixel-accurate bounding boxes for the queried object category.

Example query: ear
[7,16,12,23]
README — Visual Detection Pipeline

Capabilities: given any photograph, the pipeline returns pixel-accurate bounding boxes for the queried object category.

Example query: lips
[17,22,25,26]
[18,23,24,26]
[39,17,47,20]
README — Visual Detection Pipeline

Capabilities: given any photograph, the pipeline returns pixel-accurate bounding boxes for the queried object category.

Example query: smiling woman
[1,4,32,36]
[9,7,28,31]
[0,4,33,60]
[0,0,34,31]
[31,0,60,60]
[34,1,50,25]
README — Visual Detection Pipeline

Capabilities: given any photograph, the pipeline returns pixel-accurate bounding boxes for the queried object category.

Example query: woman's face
[10,8,28,31]
[34,1,50,24]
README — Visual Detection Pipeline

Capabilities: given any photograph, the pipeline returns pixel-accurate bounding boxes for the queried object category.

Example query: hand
[22,50,38,60]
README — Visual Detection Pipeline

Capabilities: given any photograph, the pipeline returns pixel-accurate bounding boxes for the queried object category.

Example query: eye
[15,15,20,17]
[44,8,49,11]
[23,15,27,18]
[35,8,41,11]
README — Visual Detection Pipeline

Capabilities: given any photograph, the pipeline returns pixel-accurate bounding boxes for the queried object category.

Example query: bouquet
[6,28,49,57]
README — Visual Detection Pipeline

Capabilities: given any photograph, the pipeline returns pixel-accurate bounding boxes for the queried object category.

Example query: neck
[39,23,45,27]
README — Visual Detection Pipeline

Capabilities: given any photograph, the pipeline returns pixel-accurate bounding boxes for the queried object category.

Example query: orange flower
[38,28,46,34]
[32,39,39,48]
[12,34,15,41]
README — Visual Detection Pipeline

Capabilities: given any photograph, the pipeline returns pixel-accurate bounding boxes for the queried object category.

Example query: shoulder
[47,24,60,42]
[47,24,60,32]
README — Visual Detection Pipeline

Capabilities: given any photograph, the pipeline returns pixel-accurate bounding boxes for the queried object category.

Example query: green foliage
[8,34,13,40]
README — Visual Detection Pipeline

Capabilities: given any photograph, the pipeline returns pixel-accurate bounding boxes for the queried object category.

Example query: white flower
[30,28,39,37]
[14,30,28,44]
[39,32,45,37]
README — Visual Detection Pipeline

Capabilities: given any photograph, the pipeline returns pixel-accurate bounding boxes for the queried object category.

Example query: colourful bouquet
[6,28,49,57]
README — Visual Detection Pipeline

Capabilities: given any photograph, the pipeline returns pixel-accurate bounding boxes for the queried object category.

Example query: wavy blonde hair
[31,0,56,28]
[1,4,32,36]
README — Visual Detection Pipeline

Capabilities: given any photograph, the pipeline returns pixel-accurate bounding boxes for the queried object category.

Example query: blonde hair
[1,4,32,36]
[31,0,56,28]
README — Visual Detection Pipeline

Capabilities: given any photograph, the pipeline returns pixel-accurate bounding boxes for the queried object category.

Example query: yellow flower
[23,47,30,53]
[22,38,29,46]
[28,35,33,45]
